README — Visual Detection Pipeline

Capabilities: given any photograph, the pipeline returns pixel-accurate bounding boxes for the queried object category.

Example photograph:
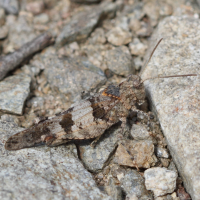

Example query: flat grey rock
[79,124,126,172]
[0,73,31,115]
[43,54,106,102]
[104,46,134,76]
[0,121,112,200]
[56,1,121,47]
[142,16,200,200]
[0,0,19,15]
[119,170,153,199]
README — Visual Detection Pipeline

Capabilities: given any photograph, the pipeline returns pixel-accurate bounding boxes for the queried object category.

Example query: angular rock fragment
[43,55,106,102]
[0,74,31,115]
[0,0,19,15]
[56,1,121,47]
[106,27,132,46]
[119,170,153,200]
[144,167,177,197]
[130,124,150,140]
[79,124,126,172]
[104,46,134,76]
[114,139,157,169]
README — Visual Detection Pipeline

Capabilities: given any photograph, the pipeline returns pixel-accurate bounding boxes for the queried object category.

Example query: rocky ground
[0,0,200,199]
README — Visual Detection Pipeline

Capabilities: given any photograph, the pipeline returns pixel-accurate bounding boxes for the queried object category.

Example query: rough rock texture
[0,0,19,15]
[114,139,157,169]
[142,16,200,200]
[79,124,126,172]
[103,46,134,76]
[0,73,31,115]
[56,1,121,47]
[119,170,153,199]
[43,54,106,102]
[144,167,177,197]
[0,121,112,200]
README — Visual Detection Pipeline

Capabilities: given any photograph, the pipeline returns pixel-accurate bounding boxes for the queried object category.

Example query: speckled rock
[5,14,37,52]
[56,1,121,47]
[0,7,5,25]
[144,167,177,197]
[0,0,19,15]
[130,124,151,140]
[43,55,106,103]
[33,13,49,24]
[106,27,132,46]
[0,25,8,39]
[79,124,127,172]
[114,139,157,168]
[26,1,45,15]
[0,121,112,200]
[70,0,101,3]
[104,46,134,76]
[155,146,169,158]
[119,170,153,200]
[141,16,200,200]
[129,38,148,56]
[0,73,31,115]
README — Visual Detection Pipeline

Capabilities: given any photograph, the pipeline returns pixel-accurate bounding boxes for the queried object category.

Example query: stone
[70,0,101,3]
[43,54,106,103]
[0,0,19,15]
[129,18,141,34]
[5,14,37,52]
[56,1,121,47]
[143,1,160,27]
[119,170,153,199]
[33,13,49,24]
[0,121,112,200]
[0,7,5,26]
[136,21,152,37]
[26,1,45,15]
[130,124,150,140]
[79,124,126,172]
[104,178,123,200]
[114,139,157,168]
[103,46,134,76]
[155,146,169,158]
[144,167,178,197]
[159,2,173,16]
[134,56,143,71]
[141,16,200,200]
[89,28,106,44]
[129,38,148,56]
[106,27,132,46]
[0,25,8,39]
[0,73,31,115]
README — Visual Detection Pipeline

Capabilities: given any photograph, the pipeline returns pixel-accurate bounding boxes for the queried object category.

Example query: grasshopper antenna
[141,38,197,83]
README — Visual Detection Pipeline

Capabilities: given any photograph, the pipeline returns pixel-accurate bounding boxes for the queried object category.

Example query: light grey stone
[129,38,148,56]
[144,167,177,197]
[56,1,121,47]
[131,124,150,140]
[5,14,37,52]
[79,124,126,172]
[141,16,200,200]
[0,0,19,15]
[0,74,31,115]
[119,170,153,200]
[155,146,169,158]
[0,25,8,39]
[43,54,106,103]
[33,13,49,24]
[0,7,5,26]
[104,46,134,76]
[106,27,132,46]
[0,121,112,200]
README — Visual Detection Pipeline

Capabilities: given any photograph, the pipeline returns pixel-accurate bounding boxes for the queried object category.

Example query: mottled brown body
[5,75,146,150]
